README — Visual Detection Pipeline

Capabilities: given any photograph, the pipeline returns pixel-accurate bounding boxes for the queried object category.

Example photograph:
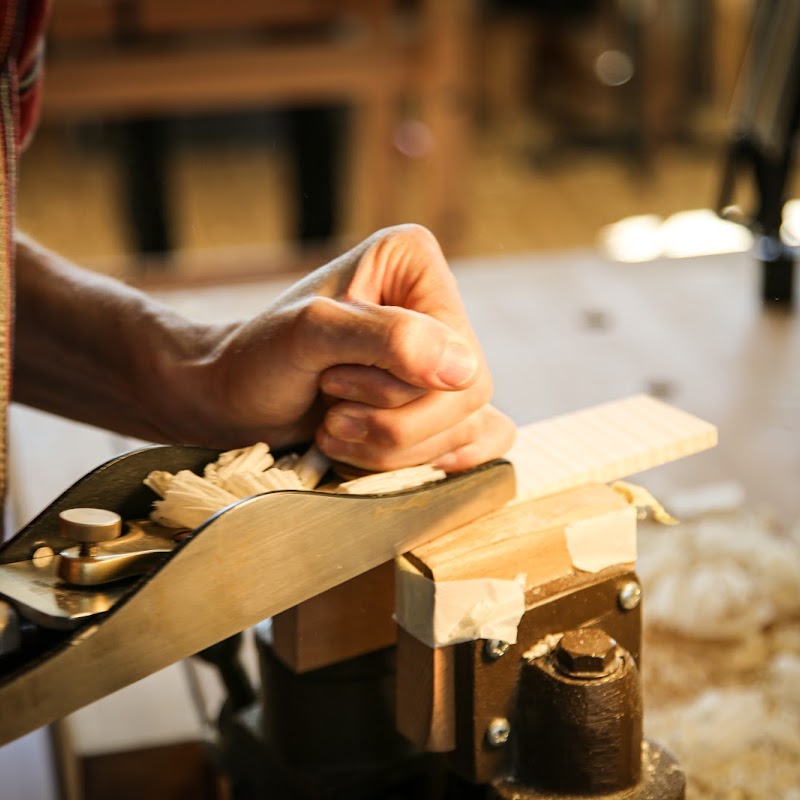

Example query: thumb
[293,296,479,391]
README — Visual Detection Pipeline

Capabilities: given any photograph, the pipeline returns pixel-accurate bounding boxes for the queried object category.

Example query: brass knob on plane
[59,508,122,556]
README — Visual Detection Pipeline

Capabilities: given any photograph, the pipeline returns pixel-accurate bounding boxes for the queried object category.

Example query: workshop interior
[2,1,800,799]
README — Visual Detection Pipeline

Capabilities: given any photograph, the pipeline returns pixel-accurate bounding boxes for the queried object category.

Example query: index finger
[288,295,480,391]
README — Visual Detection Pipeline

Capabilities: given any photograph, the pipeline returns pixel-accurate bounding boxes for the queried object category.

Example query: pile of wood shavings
[638,509,800,798]
[144,443,445,530]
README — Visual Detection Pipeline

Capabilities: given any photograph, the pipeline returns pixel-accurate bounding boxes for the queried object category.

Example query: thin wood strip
[507,395,717,504]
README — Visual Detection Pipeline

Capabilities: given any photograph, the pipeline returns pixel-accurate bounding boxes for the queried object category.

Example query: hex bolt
[554,629,619,678]
[503,632,645,796]
[486,717,511,747]
[618,580,642,611]
[484,639,510,660]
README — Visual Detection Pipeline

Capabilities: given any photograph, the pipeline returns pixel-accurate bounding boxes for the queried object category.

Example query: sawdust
[638,510,800,798]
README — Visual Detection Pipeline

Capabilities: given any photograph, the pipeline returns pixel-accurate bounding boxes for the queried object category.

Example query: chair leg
[287,106,343,243]
[119,117,173,260]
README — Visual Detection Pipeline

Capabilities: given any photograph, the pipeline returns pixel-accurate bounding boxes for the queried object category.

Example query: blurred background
[19,0,796,281]
[4,2,800,799]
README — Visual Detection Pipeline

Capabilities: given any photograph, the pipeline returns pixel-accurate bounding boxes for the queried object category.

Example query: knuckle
[296,296,336,330]
[463,409,485,441]
[472,374,494,408]
[380,222,439,248]
[366,450,401,471]
[373,224,443,267]
[381,311,418,365]
[291,297,338,355]
[369,414,409,448]
[371,381,404,407]
[480,406,517,454]
[393,223,440,249]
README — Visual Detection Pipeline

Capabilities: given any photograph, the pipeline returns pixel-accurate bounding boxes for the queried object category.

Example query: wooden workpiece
[271,561,396,673]
[403,483,632,588]
[395,626,457,752]
[505,394,717,506]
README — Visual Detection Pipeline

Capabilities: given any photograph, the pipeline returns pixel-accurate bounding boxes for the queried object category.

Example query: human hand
[187,225,515,471]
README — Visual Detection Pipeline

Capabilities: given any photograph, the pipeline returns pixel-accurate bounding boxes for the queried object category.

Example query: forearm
[12,233,229,443]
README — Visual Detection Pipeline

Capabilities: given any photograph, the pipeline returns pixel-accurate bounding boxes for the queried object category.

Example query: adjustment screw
[555,629,619,677]
[59,508,122,557]
[484,639,510,660]
[618,580,642,611]
[486,717,511,747]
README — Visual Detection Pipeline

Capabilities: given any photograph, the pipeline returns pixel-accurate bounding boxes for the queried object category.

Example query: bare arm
[12,232,229,443]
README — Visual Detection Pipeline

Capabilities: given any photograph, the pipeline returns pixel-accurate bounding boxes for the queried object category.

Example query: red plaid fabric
[0,0,48,532]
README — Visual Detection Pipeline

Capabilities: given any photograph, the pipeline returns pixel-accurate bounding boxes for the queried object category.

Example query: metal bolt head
[31,545,55,567]
[484,639,510,660]
[486,717,511,747]
[59,508,122,545]
[618,580,642,611]
[555,628,619,677]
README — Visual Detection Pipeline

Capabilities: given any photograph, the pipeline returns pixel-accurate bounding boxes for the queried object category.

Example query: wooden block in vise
[271,560,396,673]
[396,626,456,752]
[405,483,634,589]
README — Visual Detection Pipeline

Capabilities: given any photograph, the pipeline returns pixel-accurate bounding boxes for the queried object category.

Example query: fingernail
[437,340,478,387]
[327,413,368,442]
[434,452,458,472]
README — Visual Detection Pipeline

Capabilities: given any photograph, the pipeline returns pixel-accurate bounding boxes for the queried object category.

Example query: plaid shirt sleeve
[16,0,49,149]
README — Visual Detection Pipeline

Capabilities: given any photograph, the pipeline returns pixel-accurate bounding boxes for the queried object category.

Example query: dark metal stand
[211,625,446,800]
[119,118,173,260]
[716,0,800,307]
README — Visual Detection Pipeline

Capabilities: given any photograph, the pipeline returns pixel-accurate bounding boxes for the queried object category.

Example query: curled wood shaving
[150,470,240,529]
[337,464,446,495]
[204,442,274,484]
[255,468,306,491]
[145,443,444,530]
[522,632,564,662]
[293,446,331,488]
[143,470,174,499]
[274,453,300,470]
[612,480,678,525]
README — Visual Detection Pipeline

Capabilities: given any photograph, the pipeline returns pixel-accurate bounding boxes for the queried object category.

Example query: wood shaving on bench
[144,444,446,530]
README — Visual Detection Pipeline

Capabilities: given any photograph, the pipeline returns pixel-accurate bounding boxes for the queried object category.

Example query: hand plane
[0,444,515,745]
